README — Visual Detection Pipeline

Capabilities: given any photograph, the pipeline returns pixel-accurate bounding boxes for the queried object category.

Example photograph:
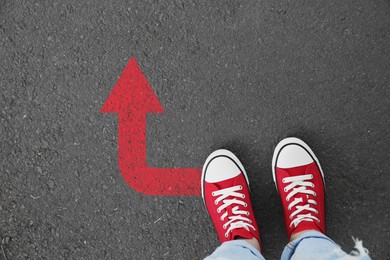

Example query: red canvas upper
[274,162,325,239]
[203,173,260,244]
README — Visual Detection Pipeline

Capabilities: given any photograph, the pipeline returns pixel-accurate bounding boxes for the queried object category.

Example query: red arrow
[101,57,201,196]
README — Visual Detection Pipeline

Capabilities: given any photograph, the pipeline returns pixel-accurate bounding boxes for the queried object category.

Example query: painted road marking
[101,57,201,196]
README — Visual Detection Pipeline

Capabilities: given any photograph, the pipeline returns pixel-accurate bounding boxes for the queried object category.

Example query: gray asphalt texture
[1,0,390,259]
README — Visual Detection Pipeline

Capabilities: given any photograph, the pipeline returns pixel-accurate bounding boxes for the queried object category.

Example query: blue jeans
[204,231,371,260]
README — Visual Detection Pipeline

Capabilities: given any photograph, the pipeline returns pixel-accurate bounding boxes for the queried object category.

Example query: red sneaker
[202,149,260,244]
[272,137,326,240]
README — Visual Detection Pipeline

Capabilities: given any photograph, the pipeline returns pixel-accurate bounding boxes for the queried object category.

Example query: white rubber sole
[271,137,325,192]
[201,149,249,203]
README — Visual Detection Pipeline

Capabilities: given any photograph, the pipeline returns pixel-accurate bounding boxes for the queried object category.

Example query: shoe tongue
[300,194,309,205]
[231,228,254,240]
[213,175,243,213]
[280,163,318,221]
[212,174,253,241]
[292,221,321,237]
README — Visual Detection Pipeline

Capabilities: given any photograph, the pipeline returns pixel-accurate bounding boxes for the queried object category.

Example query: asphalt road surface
[1,0,390,259]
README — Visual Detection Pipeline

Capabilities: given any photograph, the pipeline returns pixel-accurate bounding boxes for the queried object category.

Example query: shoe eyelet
[246,212,250,216]
[214,201,218,205]
[311,184,315,188]
[286,198,290,202]
[249,220,252,223]
[217,209,221,213]
[310,174,314,179]
[316,219,320,223]
[223,224,227,229]
[288,207,291,211]
[242,194,245,199]
[244,203,247,207]
[283,188,287,192]
[212,192,216,196]
[313,192,316,196]
[225,233,229,238]
[315,210,318,214]
[289,216,293,220]
[282,178,286,183]
[239,185,243,190]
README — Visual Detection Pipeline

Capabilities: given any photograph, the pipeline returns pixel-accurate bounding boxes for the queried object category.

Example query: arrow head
[101,57,164,114]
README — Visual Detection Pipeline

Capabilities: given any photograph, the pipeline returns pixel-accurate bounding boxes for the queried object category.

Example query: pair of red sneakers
[201,137,325,247]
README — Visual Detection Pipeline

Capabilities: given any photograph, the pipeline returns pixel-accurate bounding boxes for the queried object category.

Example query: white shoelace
[212,185,255,238]
[282,174,319,228]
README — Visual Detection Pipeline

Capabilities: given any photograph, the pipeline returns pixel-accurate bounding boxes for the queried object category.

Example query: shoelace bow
[212,185,255,238]
[282,174,319,228]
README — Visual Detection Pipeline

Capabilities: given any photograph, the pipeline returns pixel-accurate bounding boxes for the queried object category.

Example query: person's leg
[281,231,371,260]
[202,149,264,260]
[205,240,264,260]
[272,137,371,260]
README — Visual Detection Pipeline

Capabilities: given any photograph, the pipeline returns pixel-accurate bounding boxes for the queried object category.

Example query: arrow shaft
[118,111,148,169]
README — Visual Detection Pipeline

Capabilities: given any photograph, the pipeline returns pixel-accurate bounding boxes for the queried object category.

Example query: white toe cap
[204,156,241,183]
[276,144,313,168]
